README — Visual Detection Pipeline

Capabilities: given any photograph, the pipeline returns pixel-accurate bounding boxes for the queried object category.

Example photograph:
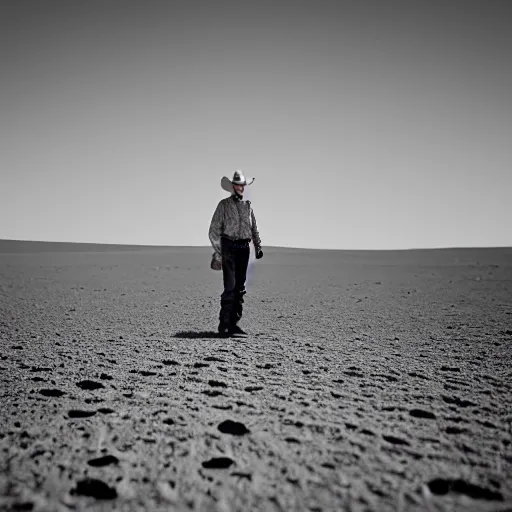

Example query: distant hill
[0,239,510,258]
[0,239,210,254]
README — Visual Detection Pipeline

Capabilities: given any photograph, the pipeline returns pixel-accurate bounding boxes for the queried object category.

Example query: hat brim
[221,176,254,192]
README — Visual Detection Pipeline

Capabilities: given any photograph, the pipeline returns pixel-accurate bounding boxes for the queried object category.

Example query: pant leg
[233,245,250,325]
[219,240,236,326]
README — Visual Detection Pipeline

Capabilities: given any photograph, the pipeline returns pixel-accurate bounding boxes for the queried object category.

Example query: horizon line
[1,238,511,253]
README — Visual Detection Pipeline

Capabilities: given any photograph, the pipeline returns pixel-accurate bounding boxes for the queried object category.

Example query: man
[209,170,263,337]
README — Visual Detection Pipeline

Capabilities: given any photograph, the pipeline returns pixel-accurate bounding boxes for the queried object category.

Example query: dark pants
[219,237,250,327]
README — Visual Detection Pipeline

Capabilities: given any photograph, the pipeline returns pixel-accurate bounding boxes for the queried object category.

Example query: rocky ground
[0,241,511,512]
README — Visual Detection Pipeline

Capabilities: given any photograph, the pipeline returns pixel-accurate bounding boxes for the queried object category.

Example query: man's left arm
[250,204,263,259]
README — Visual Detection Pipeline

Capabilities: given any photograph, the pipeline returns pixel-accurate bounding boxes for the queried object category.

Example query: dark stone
[441,395,477,408]
[201,457,234,469]
[244,386,263,392]
[202,389,223,397]
[410,409,436,419]
[39,389,65,397]
[71,478,117,500]
[76,380,104,391]
[218,420,250,436]
[382,434,410,446]
[427,478,503,501]
[208,380,227,388]
[68,410,97,418]
[87,455,119,467]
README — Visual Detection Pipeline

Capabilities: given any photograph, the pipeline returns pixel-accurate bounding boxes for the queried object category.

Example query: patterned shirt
[209,195,262,256]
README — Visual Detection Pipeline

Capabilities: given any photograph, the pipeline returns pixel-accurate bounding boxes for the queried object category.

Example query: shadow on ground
[173,331,220,339]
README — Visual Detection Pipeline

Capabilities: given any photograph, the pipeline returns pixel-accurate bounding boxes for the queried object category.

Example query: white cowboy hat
[221,170,255,193]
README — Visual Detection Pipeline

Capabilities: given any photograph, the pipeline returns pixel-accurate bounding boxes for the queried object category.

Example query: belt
[221,236,250,249]
[222,235,250,243]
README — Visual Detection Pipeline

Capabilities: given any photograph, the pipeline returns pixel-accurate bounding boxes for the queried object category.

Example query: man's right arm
[208,202,223,258]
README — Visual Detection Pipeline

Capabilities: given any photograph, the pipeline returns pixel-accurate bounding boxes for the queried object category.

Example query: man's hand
[255,247,263,260]
[211,252,222,271]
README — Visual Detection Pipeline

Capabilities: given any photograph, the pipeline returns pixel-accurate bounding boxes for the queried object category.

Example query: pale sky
[1,0,511,250]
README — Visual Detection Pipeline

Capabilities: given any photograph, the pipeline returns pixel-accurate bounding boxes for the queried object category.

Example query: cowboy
[209,170,263,337]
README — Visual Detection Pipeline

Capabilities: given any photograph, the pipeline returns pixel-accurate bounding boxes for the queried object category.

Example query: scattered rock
[204,356,226,362]
[382,434,410,446]
[427,478,503,501]
[256,363,274,369]
[478,419,498,429]
[88,455,119,467]
[39,389,65,397]
[344,370,364,378]
[441,395,476,408]
[230,471,252,480]
[71,478,117,500]
[76,380,104,391]
[68,409,97,418]
[97,407,115,414]
[445,415,467,423]
[202,457,234,469]
[202,389,224,397]
[408,372,428,379]
[409,409,436,420]
[208,380,227,388]
[440,366,461,372]
[218,420,250,436]
[244,386,263,392]
[445,426,468,435]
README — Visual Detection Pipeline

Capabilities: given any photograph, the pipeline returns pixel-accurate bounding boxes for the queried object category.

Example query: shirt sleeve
[250,204,262,248]
[209,201,224,257]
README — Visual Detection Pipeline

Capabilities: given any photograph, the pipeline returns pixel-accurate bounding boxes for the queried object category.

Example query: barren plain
[0,241,511,512]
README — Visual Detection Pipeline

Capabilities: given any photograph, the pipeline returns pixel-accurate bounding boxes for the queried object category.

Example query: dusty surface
[0,241,511,512]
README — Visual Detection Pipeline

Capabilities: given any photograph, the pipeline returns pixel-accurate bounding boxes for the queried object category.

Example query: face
[233,184,245,195]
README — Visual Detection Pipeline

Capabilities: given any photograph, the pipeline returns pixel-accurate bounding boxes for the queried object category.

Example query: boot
[228,310,247,336]
[218,322,231,337]
[229,324,247,336]
[218,303,233,337]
